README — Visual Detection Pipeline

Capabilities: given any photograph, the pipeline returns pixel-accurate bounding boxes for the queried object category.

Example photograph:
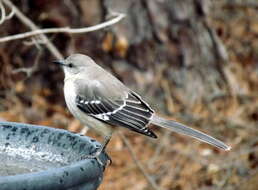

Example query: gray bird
[54,54,230,162]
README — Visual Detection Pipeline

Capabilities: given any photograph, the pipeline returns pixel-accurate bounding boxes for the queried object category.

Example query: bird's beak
[53,60,65,66]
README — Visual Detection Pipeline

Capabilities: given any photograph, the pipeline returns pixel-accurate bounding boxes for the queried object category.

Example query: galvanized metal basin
[0,122,108,190]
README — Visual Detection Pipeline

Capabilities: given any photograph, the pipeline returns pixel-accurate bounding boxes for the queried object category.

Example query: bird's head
[53,54,96,77]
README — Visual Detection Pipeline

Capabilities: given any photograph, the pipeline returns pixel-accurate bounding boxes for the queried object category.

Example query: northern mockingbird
[54,54,230,161]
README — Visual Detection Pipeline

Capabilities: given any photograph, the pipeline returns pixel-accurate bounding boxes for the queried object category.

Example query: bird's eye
[68,63,73,68]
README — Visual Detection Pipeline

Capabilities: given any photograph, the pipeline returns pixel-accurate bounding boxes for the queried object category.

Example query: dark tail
[151,114,231,151]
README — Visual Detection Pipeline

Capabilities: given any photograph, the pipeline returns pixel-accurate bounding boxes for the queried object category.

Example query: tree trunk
[101,0,229,110]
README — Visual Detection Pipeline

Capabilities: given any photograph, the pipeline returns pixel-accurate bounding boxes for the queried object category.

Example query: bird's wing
[75,79,157,138]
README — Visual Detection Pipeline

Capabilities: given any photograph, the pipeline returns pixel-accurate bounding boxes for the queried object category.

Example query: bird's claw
[83,150,112,167]
[83,151,104,166]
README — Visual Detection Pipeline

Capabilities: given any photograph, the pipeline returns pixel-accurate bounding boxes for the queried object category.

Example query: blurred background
[0,0,257,189]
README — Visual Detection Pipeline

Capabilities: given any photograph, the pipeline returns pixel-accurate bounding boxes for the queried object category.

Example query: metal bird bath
[0,121,108,190]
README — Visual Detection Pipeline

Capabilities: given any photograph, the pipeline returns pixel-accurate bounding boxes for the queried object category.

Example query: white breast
[64,79,113,137]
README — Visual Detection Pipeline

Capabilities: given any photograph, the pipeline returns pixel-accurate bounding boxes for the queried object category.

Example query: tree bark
[101,0,229,109]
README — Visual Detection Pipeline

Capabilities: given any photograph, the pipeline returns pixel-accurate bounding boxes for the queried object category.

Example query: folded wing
[76,92,157,138]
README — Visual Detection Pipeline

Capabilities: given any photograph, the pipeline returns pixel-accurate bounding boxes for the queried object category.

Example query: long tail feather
[151,114,231,151]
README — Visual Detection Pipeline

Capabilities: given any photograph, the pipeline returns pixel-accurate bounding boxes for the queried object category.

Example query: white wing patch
[80,99,101,104]
[76,92,157,138]
[94,99,126,121]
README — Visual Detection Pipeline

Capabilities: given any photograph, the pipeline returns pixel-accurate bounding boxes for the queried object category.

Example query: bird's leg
[83,135,112,166]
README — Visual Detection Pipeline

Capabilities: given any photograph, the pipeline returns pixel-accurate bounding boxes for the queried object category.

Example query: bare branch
[0,0,6,25]
[119,132,163,190]
[0,0,14,23]
[0,0,14,24]
[0,10,126,43]
[5,6,14,20]
[23,37,47,46]
[12,45,43,78]
[1,0,125,61]
[2,0,63,59]
[147,131,172,168]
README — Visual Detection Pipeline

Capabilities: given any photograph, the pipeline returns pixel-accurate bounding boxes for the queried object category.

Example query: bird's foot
[83,151,104,166]
[83,135,112,166]
[83,149,112,166]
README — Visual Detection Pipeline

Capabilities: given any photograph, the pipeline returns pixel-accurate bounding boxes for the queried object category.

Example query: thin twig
[147,131,172,168]
[23,37,47,46]
[0,0,14,23]
[0,8,126,43]
[2,0,63,59]
[0,0,6,24]
[119,132,162,190]
[5,6,14,19]
[1,0,125,61]
[12,45,43,77]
